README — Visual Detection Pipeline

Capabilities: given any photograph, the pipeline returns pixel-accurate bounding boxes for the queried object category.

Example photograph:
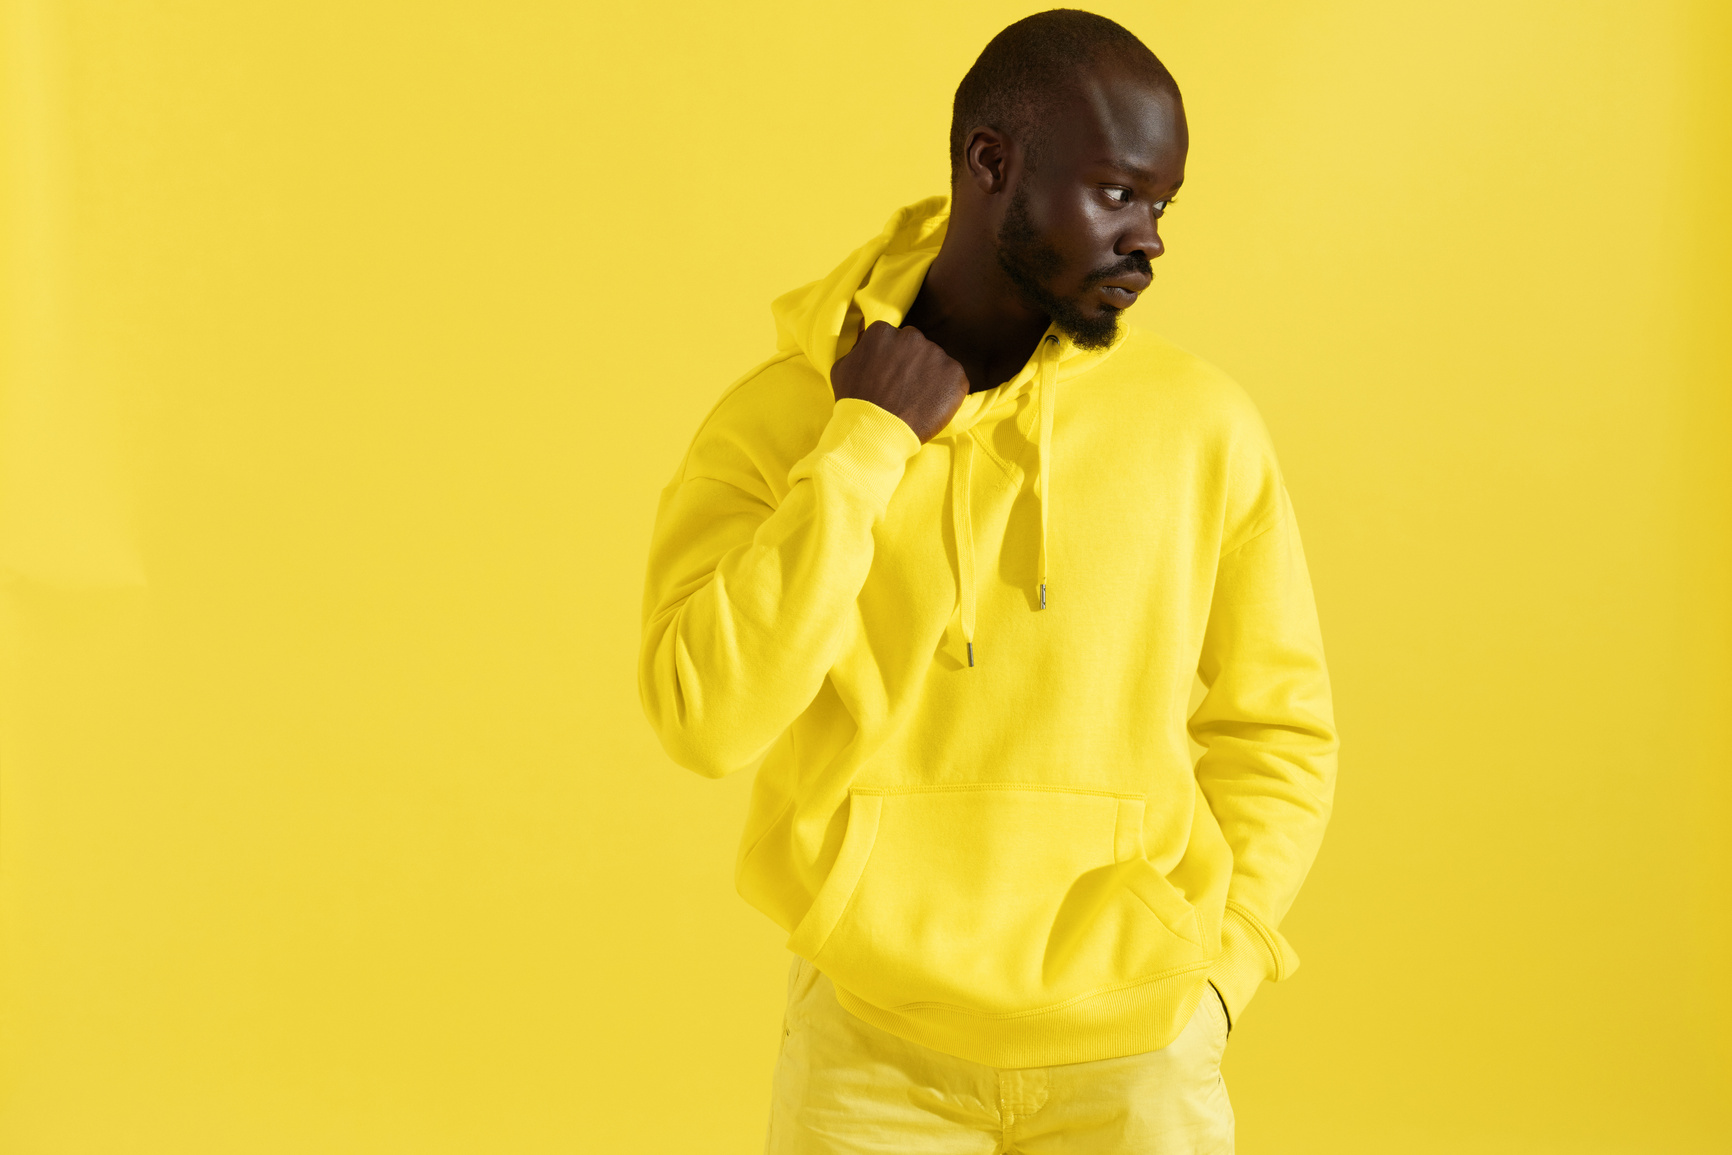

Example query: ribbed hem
[1206,903,1300,1028]
[830,964,1215,1068]
[791,397,922,505]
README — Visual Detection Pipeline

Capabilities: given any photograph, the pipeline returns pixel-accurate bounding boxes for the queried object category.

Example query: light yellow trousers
[765,956,1235,1155]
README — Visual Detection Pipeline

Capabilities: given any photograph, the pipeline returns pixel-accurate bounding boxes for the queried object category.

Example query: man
[637,9,1337,1153]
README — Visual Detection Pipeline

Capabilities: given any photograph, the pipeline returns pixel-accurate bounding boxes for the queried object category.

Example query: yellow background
[3,2,1728,1151]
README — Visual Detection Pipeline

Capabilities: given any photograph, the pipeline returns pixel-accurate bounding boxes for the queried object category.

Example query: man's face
[994,71,1188,349]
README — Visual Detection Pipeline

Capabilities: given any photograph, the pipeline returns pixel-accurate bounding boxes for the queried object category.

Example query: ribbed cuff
[788,397,923,505]
[1207,903,1301,1029]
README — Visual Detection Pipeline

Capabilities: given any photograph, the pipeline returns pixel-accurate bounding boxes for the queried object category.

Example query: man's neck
[900,220,1052,394]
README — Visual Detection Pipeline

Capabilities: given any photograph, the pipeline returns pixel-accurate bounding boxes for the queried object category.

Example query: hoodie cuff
[1207,903,1302,1029]
[789,397,923,507]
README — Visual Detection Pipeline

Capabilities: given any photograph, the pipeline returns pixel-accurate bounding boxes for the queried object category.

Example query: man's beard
[994,184,1152,351]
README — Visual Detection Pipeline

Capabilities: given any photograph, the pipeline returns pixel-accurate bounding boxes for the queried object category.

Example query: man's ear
[963,127,1015,195]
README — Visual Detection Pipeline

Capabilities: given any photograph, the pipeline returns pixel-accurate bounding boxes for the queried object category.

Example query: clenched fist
[830,321,969,444]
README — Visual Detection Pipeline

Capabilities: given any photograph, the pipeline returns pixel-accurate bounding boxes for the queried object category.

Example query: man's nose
[1119,212,1164,261]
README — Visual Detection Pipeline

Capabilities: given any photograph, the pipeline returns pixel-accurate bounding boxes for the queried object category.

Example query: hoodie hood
[770,195,1130,665]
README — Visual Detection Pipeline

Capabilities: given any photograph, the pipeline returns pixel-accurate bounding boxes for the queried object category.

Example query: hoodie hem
[829,963,1215,1068]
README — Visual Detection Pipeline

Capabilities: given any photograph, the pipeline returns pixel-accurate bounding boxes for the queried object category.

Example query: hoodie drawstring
[952,334,1060,668]
[951,432,978,666]
[1035,333,1058,612]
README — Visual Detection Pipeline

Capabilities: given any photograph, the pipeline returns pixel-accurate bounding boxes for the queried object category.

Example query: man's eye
[1103,187,1132,204]
[1153,199,1171,213]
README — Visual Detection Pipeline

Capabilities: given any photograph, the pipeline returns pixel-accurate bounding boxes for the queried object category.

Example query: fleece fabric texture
[638,195,1338,1068]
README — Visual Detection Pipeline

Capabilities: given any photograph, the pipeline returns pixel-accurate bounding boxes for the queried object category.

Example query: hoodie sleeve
[638,395,923,779]
[1191,473,1339,1027]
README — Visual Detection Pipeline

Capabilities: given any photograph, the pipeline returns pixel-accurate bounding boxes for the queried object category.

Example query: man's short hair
[949,9,1179,184]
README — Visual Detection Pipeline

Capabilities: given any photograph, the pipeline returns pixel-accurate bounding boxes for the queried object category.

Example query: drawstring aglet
[966,641,974,667]
[1039,582,1046,609]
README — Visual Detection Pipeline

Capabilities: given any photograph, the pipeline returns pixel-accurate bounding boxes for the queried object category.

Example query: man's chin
[1000,261,1127,350]
[1051,302,1123,350]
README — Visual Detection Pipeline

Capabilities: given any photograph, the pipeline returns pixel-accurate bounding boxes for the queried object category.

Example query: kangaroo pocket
[786,784,1212,1017]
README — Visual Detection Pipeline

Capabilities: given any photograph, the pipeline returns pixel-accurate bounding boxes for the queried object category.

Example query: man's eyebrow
[1096,160,1183,191]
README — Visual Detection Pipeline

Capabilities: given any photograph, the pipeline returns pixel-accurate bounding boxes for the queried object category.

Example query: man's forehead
[1052,71,1186,173]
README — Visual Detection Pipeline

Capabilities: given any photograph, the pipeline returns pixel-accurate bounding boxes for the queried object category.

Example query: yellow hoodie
[638,196,1337,1067]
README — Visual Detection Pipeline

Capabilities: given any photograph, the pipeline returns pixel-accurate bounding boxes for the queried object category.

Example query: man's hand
[830,321,968,444]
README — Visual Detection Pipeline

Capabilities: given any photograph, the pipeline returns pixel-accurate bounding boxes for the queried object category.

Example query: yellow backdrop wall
[3,2,1727,1152]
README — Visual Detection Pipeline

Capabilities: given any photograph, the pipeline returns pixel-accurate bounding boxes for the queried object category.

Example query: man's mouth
[1086,262,1153,309]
